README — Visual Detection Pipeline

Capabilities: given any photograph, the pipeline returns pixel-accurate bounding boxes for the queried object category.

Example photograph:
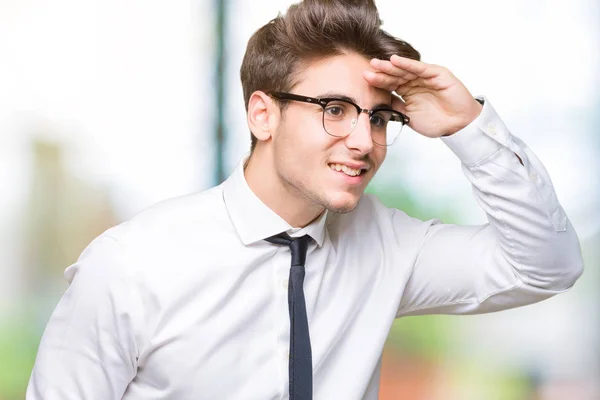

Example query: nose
[344,112,374,155]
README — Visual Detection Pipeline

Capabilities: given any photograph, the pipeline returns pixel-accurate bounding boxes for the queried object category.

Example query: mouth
[328,163,368,178]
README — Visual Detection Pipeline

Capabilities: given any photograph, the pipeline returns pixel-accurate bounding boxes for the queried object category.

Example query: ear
[247,91,279,142]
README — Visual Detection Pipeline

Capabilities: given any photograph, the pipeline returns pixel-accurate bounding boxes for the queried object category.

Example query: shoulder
[108,185,227,243]
[73,185,231,275]
[61,185,232,348]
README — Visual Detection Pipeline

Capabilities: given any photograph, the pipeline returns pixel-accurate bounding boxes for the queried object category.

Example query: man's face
[272,52,390,214]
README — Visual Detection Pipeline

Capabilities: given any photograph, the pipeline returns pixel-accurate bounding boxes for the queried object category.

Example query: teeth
[329,163,362,177]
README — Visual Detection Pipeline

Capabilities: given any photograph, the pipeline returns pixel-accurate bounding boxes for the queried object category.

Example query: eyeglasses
[268,91,409,146]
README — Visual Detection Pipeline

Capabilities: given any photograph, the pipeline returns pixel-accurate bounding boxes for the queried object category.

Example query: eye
[324,105,345,117]
[370,113,388,128]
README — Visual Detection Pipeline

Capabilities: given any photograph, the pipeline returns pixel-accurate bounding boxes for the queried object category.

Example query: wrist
[442,98,484,137]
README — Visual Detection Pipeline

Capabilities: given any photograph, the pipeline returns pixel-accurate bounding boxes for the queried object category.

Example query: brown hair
[240,0,420,152]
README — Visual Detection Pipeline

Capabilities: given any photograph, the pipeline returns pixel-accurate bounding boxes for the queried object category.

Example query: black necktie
[265,233,312,400]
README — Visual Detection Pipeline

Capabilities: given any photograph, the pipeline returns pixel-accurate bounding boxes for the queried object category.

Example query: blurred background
[1,0,598,398]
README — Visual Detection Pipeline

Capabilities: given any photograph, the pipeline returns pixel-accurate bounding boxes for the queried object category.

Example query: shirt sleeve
[27,235,140,399]
[396,96,584,317]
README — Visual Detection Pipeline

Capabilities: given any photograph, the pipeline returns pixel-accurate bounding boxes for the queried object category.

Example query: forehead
[292,52,391,106]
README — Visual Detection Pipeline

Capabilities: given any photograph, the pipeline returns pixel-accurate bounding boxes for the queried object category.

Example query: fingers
[366,54,452,97]
[362,70,409,91]
[394,79,428,97]
[366,55,442,92]
[388,55,438,79]
[369,58,418,81]
[365,57,422,91]
[363,69,429,97]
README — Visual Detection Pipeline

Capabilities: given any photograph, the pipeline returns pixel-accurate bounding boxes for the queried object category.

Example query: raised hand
[363,55,483,138]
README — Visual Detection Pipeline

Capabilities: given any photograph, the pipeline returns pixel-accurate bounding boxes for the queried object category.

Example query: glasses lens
[322,101,405,146]
[371,111,404,146]
[322,100,357,138]
[380,111,404,146]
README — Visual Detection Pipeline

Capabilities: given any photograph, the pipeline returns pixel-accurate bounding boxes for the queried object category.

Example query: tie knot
[265,233,311,267]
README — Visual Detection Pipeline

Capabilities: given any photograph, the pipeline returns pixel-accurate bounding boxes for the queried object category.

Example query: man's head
[240,0,420,219]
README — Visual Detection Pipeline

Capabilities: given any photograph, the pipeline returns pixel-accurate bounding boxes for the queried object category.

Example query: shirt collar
[223,157,328,247]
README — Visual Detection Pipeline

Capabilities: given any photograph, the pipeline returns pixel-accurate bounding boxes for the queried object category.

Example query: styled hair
[240,0,421,152]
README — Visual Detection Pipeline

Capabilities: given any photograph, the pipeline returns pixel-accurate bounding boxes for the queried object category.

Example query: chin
[323,192,361,214]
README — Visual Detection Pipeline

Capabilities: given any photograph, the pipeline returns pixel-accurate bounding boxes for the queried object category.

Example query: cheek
[279,113,332,156]
[375,146,387,164]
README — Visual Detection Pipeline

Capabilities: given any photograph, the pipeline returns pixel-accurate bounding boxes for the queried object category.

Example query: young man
[27,1,583,399]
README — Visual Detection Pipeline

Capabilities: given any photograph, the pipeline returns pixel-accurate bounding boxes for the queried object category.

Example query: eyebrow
[316,91,392,110]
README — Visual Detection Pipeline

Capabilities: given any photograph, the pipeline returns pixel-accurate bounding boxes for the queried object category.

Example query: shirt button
[487,125,497,135]
[281,279,289,289]
[530,171,538,181]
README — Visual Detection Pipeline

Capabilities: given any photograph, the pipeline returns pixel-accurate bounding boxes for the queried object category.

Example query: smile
[328,163,364,177]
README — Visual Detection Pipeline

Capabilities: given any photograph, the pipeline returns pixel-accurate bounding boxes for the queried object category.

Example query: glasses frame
[268,91,410,146]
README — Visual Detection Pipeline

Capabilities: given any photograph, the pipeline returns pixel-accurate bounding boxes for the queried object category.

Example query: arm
[396,98,583,316]
[27,235,140,399]
[364,55,583,316]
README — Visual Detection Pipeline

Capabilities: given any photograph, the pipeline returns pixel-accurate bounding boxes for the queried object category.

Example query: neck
[244,152,324,228]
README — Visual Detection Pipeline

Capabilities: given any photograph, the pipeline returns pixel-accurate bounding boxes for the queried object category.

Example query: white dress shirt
[27,97,584,400]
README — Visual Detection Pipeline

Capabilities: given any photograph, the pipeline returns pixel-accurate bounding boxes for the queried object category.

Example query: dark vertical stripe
[215,0,227,184]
